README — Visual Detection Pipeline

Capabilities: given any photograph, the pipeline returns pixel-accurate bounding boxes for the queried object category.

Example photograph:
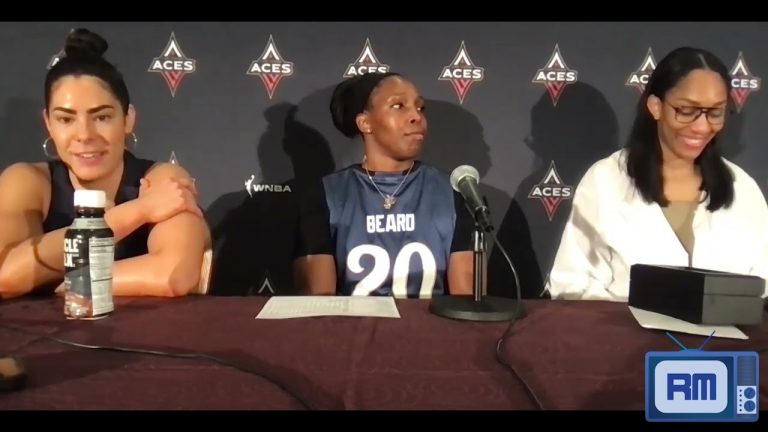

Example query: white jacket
[547,149,768,301]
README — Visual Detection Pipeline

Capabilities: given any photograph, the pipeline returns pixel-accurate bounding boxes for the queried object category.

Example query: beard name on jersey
[366,213,415,233]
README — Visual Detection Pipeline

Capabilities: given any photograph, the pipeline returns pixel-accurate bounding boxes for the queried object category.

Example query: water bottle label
[88,237,114,315]
[64,233,114,318]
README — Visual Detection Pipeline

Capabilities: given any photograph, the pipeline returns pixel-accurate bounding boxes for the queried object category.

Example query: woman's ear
[647,95,662,121]
[356,112,371,134]
[125,104,137,134]
[42,108,51,135]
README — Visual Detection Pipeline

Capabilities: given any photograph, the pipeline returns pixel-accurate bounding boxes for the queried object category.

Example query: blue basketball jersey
[322,164,459,298]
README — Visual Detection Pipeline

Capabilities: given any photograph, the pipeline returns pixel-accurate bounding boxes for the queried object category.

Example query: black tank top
[43,151,157,261]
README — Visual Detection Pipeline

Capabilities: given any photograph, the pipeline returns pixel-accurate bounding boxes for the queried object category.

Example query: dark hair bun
[330,72,401,138]
[64,28,108,60]
[330,77,360,138]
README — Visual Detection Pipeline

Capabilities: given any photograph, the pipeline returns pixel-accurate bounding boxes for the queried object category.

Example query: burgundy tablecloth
[1,295,766,410]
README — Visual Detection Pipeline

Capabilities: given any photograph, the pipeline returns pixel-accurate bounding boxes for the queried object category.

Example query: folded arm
[0,164,151,300]
[111,163,210,297]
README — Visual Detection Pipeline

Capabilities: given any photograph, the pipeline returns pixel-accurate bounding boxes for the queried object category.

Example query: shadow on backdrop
[206,101,335,296]
[0,98,46,169]
[494,82,619,298]
[419,99,542,300]
[290,84,363,168]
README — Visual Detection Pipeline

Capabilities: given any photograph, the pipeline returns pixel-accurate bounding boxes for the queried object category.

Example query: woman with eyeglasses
[547,46,768,301]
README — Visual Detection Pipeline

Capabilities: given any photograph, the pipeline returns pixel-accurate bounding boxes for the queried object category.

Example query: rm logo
[646,344,758,422]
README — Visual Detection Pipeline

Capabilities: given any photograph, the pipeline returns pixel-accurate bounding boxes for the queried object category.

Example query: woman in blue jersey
[0,29,210,300]
[294,72,475,298]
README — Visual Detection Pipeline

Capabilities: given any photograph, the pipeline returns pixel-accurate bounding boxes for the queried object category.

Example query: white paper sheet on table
[628,306,748,340]
[255,296,401,319]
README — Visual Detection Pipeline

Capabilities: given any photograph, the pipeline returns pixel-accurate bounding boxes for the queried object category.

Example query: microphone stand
[474,227,485,302]
[429,222,525,322]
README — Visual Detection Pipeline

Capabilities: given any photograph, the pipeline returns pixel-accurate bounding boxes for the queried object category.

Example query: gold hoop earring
[42,137,57,159]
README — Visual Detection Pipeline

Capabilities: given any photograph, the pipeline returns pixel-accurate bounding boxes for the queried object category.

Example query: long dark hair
[625,47,734,211]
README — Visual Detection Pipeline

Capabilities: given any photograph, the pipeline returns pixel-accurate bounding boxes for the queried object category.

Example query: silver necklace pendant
[362,157,414,211]
[383,195,397,210]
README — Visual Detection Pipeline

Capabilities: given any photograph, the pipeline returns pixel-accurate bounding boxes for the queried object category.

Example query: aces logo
[148,33,197,97]
[247,35,295,100]
[626,48,657,94]
[729,52,761,112]
[343,38,390,78]
[438,41,484,104]
[532,44,578,106]
[528,161,573,221]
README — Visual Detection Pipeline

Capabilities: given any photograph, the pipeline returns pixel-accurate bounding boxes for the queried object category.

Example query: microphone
[429,165,526,323]
[450,165,493,232]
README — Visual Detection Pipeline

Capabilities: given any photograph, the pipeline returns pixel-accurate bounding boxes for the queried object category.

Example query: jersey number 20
[347,242,437,298]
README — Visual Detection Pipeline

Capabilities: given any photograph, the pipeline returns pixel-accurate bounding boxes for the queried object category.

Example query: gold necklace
[363,157,415,210]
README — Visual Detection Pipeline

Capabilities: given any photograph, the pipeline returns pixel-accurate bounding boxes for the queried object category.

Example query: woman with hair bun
[0,29,210,300]
[293,72,475,298]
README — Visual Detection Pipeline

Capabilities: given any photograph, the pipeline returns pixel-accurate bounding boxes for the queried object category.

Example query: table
[1,296,766,410]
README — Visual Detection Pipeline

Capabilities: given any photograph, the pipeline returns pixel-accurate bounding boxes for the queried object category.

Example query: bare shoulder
[144,162,194,182]
[0,161,49,181]
[0,162,49,210]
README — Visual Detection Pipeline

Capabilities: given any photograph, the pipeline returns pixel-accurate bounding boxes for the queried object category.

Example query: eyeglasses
[665,101,726,125]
